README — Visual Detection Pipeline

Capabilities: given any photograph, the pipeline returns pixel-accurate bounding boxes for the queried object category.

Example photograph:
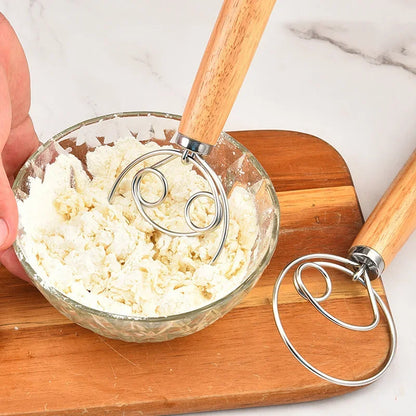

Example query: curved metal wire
[108,148,229,264]
[272,253,397,387]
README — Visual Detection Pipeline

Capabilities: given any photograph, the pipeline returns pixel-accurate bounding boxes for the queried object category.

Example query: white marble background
[1,0,415,415]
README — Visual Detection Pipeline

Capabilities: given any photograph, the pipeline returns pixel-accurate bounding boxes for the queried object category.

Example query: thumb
[0,163,18,250]
[0,64,14,250]
[0,64,15,250]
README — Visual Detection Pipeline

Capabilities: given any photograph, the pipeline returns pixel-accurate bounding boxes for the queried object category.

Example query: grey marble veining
[288,23,416,76]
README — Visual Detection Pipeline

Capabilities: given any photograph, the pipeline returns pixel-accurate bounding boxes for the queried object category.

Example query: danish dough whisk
[273,149,416,386]
[108,0,276,263]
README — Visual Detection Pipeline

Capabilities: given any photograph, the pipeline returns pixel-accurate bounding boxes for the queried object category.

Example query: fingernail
[0,218,8,247]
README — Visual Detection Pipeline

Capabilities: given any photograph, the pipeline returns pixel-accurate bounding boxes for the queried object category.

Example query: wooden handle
[179,0,275,146]
[352,150,416,268]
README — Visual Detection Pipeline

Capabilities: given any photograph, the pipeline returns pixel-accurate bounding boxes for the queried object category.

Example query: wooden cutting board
[0,130,391,416]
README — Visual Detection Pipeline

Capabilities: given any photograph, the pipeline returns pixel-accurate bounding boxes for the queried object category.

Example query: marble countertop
[1,0,415,414]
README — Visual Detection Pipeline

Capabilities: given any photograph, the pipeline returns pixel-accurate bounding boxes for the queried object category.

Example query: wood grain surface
[0,130,392,416]
[179,0,275,146]
[352,149,416,267]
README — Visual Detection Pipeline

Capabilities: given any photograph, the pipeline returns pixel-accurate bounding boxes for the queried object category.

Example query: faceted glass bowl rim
[13,111,280,324]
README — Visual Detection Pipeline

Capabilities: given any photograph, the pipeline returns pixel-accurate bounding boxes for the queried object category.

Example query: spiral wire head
[108,148,229,264]
[272,253,397,387]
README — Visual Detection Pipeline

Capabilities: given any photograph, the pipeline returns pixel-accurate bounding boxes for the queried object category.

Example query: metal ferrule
[172,132,213,156]
[348,246,385,280]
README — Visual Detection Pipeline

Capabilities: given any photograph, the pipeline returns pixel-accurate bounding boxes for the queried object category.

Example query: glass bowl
[13,111,279,342]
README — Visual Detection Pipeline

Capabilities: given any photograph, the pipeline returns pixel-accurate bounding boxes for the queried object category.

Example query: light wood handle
[179,0,275,146]
[352,149,416,268]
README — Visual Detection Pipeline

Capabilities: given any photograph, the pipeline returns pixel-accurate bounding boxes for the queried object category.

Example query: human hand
[0,14,39,281]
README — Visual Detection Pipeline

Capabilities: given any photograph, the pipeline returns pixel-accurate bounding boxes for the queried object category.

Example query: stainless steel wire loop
[272,253,397,387]
[108,148,229,264]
